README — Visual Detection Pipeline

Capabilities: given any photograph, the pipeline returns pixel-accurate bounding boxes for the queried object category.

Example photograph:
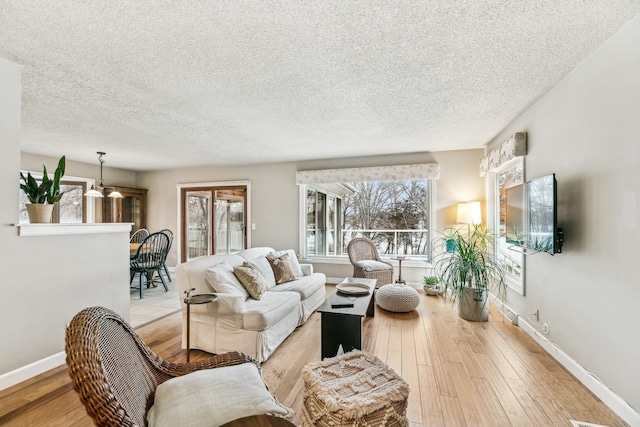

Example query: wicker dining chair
[347,238,394,286]
[65,306,258,427]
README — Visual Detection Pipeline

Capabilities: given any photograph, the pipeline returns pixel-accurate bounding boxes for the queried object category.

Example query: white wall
[138,149,485,285]
[0,57,131,384]
[486,14,640,413]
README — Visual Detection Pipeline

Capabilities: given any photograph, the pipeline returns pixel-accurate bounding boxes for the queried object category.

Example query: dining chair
[130,228,149,244]
[347,237,394,286]
[158,229,173,283]
[130,231,170,298]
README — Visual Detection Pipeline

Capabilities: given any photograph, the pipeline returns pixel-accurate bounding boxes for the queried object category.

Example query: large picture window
[302,179,432,260]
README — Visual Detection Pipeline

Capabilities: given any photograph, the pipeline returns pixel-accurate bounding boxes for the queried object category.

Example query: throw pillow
[204,262,249,299]
[234,263,268,300]
[268,249,304,277]
[146,363,292,427]
[266,253,297,284]
[246,255,277,289]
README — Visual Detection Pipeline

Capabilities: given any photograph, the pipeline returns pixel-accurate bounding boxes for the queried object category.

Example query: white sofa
[175,247,326,363]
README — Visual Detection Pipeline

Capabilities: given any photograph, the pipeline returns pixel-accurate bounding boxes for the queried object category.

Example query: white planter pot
[455,286,488,322]
[26,203,54,223]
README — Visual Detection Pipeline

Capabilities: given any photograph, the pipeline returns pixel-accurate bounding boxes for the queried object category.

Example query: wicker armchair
[65,306,256,427]
[347,238,394,286]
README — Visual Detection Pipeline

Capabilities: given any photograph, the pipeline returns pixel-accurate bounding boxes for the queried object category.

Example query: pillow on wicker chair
[147,362,292,427]
[355,260,392,271]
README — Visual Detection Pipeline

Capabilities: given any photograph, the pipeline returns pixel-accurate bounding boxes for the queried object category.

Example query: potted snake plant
[20,155,66,223]
[432,225,506,321]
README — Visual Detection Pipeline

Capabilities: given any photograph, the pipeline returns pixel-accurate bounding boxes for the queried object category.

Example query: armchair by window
[346,238,394,286]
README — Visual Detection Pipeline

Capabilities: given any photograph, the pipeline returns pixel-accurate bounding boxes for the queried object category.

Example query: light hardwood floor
[0,285,628,426]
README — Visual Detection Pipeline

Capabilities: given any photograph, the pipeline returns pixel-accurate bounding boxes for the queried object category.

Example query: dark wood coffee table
[221,414,295,426]
[317,277,377,359]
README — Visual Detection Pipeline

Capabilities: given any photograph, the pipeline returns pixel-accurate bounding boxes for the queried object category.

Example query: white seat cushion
[269,273,326,299]
[355,260,392,272]
[243,291,300,331]
[147,362,292,427]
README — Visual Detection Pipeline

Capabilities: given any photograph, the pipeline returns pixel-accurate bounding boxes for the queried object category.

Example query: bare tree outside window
[305,179,430,259]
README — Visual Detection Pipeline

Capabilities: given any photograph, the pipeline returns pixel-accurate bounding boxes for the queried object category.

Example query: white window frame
[298,179,435,263]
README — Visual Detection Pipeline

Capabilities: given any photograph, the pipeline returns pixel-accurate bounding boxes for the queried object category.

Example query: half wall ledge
[15,223,132,237]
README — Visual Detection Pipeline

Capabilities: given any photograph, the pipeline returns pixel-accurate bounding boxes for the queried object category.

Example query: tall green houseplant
[20,155,66,223]
[432,224,506,321]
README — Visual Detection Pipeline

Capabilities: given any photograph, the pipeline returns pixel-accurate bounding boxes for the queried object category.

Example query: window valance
[479,132,527,176]
[295,163,440,184]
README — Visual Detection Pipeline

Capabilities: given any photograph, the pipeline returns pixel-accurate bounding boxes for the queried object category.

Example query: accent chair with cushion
[347,237,394,286]
[65,306,293,427]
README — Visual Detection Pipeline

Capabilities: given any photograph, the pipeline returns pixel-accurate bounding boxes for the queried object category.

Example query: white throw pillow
[205,262,249,299]
[268,249,303,277]
[247,255,277,289]
[147,363,292,427]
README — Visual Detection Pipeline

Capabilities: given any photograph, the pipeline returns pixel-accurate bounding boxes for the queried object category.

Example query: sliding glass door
[181,186,247,262]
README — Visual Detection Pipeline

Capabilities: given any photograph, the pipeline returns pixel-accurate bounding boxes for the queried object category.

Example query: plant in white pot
[432,225,506,321]
[422,276,440,296]
[20,155,66,223]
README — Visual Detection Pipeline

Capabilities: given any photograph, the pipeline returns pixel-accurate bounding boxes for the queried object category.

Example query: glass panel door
[181,186,247,262]
[185,190,212,261]
[214,189,245,254]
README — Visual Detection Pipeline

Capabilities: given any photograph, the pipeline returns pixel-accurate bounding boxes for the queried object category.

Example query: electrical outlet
[542,323,549,334]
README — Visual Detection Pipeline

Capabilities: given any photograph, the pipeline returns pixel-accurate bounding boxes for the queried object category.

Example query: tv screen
[526,173,562,254]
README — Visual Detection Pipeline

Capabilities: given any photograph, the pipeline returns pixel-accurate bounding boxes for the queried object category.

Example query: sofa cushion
[268,249,303,277]
[205,262,249,299]
[234,263,268,300]
[246,255,277,289]
[146,362,291,427]
[268,273,326,300]
[355,260,392,272]
[267,253,297,284]
[243,291,300,331]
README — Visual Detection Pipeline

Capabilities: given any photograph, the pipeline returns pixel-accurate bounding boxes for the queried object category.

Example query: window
[489,157,526,295]
[301,179,432,260]
[19,173,94,223]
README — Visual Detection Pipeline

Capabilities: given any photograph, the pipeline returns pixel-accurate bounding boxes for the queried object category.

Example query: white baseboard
[518,318,640,427]
[0,352,66,392]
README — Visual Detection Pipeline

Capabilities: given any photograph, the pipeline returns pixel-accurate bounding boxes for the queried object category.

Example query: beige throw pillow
[234,262,268,300]
[266,253,297,284]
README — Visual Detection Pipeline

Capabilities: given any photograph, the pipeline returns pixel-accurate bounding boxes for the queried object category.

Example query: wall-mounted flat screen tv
[526,173,563,254]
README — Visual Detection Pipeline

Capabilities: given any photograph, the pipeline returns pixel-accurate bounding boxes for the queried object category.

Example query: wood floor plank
[0,288,629,427]
[440,395,467,427]
[417,364,446,427]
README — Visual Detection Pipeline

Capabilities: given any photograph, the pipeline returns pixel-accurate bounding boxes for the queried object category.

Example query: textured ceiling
[1,1,639,171]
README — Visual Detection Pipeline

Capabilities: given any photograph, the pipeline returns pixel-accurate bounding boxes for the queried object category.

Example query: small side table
[391,257,410,284]
[184,289,217,362]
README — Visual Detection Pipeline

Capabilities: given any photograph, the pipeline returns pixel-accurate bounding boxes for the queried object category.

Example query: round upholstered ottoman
[375,284,420,312]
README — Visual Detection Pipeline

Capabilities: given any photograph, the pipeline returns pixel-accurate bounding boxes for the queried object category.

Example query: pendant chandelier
[84,152,123,198]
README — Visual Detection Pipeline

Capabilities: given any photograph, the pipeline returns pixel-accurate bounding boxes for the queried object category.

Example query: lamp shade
[85,186,104,198]
[457,201,481,225]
